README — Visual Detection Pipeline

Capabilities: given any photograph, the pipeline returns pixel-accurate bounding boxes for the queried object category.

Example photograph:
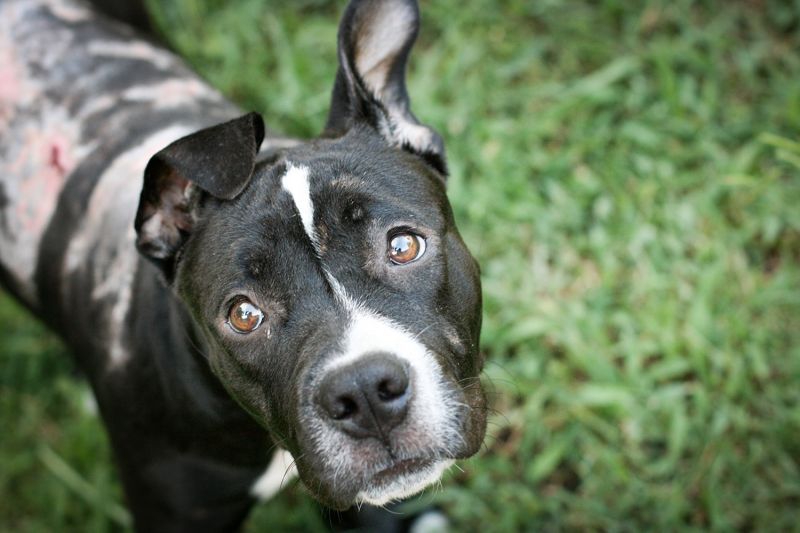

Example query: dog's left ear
[134,112,265,276]
[325,0,447,175]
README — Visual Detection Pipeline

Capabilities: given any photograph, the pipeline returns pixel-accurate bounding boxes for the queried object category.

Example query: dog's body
[0,0,486,530]
[1,1,277,528]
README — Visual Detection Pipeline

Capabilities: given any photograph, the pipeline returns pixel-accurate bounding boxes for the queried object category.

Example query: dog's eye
[388,232,426,264]
[227,299,264,334]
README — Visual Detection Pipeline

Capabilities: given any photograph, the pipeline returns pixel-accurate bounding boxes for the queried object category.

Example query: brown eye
[388,232,426,264]
[227,299,265,334]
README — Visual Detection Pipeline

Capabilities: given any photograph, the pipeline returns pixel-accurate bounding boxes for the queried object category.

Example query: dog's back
[0,0,235,343]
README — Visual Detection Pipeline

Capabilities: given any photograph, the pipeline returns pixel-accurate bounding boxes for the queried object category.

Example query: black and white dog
[0,0,487,530]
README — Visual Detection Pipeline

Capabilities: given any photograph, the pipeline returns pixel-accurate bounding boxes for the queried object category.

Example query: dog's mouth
[372,457,434,484]
[355,456,454,506]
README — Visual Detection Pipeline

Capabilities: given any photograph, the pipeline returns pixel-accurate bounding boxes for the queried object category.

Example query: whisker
[281,452,304,489]
[181,329,210,362]
[412,324,434,341]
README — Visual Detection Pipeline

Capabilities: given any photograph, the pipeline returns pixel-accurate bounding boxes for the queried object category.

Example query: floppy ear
[134,112,265,276]
[324,0,447,175]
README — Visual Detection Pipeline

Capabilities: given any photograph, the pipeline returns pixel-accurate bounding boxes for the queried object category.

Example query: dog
[0,0,487,530]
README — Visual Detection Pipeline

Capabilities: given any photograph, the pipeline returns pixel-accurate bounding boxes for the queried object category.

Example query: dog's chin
[303,456,454,510]
[355,458,454,506]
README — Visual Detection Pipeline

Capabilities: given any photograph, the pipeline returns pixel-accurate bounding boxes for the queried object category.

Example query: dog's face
[176,127,485,508]
[134,0,486,509]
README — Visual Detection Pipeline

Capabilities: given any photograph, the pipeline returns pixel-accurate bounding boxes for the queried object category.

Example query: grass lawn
[2,0,799,530]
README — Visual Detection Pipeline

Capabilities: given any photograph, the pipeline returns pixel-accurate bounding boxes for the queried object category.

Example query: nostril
[332,395,358,420]
[377,377,407,402]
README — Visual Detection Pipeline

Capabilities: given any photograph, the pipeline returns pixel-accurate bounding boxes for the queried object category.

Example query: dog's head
[134,0,485,509]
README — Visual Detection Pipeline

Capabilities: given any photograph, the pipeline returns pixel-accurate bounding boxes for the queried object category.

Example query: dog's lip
[371,457,434,484]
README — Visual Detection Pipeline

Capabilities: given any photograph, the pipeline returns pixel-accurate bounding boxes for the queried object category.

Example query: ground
[1,0,799,530]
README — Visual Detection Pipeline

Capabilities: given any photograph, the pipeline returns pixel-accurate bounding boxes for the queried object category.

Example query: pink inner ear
[353,0,416,98]
[155,168,195,232]
[137,168,196,259]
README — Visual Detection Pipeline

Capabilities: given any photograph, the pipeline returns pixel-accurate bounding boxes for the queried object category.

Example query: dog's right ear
[134,112,264,278]
[325,0,447,175]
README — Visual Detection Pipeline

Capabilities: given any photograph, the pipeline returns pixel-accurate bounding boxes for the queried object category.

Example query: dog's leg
[110,446,260,533]
[88,344,272,533]
[79,267,277,533]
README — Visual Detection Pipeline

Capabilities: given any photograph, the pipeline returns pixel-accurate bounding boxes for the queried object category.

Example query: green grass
[2,0,800,530]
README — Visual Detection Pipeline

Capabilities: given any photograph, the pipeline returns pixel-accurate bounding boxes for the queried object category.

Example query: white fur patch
[250,448,298,501]
[121,79,223,109]
[311,273,461,505]
[391,119,434,152]
[48,0,91,22]
[320,307,449,440]
[87,40,172,70]
[357,459,453,507]
[410,509,450,533]
[321,274,450,437]
[281,163,319,251]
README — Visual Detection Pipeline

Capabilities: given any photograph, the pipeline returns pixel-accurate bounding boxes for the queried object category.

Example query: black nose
[317,352,411,440]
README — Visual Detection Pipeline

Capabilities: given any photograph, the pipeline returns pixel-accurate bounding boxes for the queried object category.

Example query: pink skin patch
[49,142,69,176]
[0,55,20,100]
[14,131,75,234]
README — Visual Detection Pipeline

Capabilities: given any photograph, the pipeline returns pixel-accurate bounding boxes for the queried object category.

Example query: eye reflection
[227,299,265,334]
[388,233,426,264]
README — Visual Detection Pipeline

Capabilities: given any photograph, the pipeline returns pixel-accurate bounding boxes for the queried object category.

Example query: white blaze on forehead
[281,163,319,251]
[250,448,298,501]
